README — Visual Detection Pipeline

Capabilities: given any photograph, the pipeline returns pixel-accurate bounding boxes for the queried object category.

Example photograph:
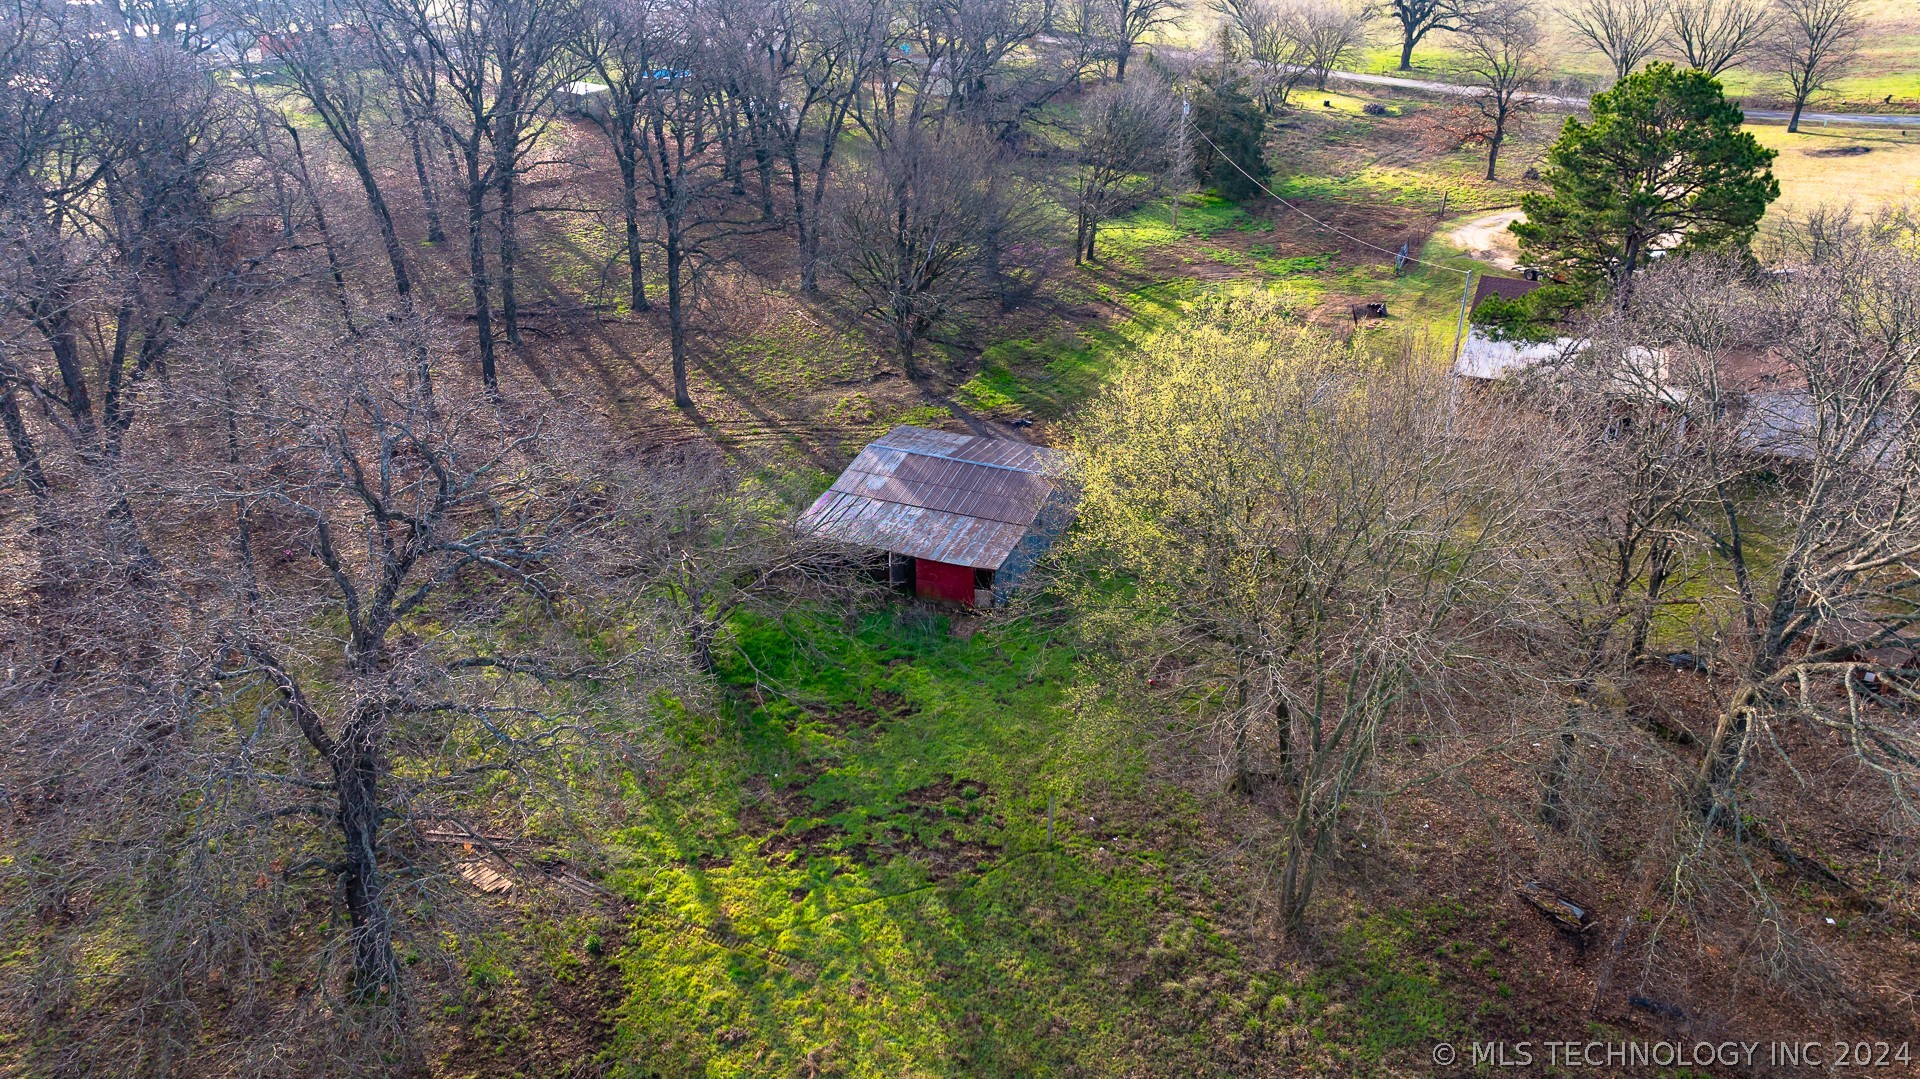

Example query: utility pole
[1172,96,1192,230]
[1445,267,1474,439]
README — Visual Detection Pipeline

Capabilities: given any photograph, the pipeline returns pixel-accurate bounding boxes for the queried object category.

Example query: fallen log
[1517,881,1597,940]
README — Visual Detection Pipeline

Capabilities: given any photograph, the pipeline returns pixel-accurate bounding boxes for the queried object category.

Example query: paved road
[1327,69,1920,128]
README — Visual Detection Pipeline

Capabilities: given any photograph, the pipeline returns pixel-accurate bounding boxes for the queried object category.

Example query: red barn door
[914,559,976,605]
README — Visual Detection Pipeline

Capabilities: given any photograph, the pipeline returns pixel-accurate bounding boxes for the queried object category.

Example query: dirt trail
[1444,209,1525,269]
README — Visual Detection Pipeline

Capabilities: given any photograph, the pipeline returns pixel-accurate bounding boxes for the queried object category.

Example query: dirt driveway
[1444,208,1525,269]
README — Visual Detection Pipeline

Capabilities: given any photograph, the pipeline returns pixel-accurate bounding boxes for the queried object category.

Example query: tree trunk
[1485,129,1502,181]
[796,131,843,294]
[791,156,817,292]
[0,383,48,499]
[406,116,446,244]
[1399,34,1416,70]
[619,152,649,312]
[465,178,498,393]
[1540,697,1585,831]
[1692,684,1760,825]
[1227,664,1253,793]
[893,316,919,381]
[333,731,398,997]
[341,142,434,406]
[1116,42,1131,83]
[1628,536,1675,657]
[666,227,689,407]
[496,159,520,347]
[743,101,777,222]
[1787,96,1805,133]
[1619,230,1644,285]
[286,126,356,335]
[1277,797,1322,941]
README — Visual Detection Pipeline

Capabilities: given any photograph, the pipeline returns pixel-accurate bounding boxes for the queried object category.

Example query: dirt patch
[761,821,854,863]
[1444,208,1525,269]
[807,688,914,734]
[1808,145,1874,157]
[901,775,989,810]
[915,838,1001,881]
[429,909,626,1077]
[754,775,997,877]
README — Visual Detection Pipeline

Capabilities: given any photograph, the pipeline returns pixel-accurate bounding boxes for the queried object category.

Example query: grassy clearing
[719,314,880,404]
[583,608,1467,1077]
[955,267,1200,421]
[1750,122,1920,221]
[1095,191,1272,262]
[1355,0,1920,111]
[957,165,1496,424]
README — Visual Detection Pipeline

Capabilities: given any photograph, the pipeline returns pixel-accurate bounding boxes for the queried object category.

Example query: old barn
[798,426,1073,608]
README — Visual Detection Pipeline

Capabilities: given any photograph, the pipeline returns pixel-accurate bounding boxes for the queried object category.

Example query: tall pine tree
[1189,32,1271,201]
[1513,64,1778,292]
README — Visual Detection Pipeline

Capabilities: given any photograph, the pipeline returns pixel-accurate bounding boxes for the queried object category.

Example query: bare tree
[1286,0,1370,92]
[0,316,698,1070]
[1459,0,1542,180]
[576,0,667,314]
[1566,0,1670,82]
[1104,0,1183,81]
[821,126,1034,376]
[1071,75,1184,262]
[1217,0,1314,111]
[1055,0,1120,86]
[1072,295,1538,938]
[580,0,768,407]
[1674,229,1920,838]
[1762,0,1864,132]
[1512,269,1750,828]
[0,16,276,564]
[1382,0,1465,70]
[729,0,889,293]
[1668,0,1772,74]
[228,0,437,396]
[887,0,1058,135]
[627,443,844,670]
[211,348,629,996]
[381,0,580,389]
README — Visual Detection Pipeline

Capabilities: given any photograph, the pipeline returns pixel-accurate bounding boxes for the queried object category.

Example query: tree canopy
[1189,59,1270,201]
[1512,63,1778,291]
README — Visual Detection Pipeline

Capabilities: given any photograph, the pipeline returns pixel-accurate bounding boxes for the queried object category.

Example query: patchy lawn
[583,608,1472,1077]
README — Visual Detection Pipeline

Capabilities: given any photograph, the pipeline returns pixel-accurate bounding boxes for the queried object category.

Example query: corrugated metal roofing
[797,426,1068,570]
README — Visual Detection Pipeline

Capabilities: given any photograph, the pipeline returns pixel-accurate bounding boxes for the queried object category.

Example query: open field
[1348,0,1920,112]
[1751,121,1920,218]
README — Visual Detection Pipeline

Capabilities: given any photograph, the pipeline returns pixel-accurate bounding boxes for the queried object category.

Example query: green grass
[1270,159,1522,217]
[585,608,1468,1077]
[1358,9,1920,111]
[1749,123,1920,221]
[1095,192,1272,263]
[955,278,1199,420]
[720,316,878,403]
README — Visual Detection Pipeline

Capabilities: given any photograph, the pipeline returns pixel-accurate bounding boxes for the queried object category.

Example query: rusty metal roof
[797,426,1068,570]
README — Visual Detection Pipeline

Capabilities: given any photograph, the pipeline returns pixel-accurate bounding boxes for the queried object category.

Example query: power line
[1188,123,1472,278]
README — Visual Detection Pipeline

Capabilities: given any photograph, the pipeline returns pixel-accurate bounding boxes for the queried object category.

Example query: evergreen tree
[1513,63,1778,292]
[1189,38,1270,201]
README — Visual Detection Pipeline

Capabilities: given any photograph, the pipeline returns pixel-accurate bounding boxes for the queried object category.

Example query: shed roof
[797,426,1068,570]
[1472,275,1542,309]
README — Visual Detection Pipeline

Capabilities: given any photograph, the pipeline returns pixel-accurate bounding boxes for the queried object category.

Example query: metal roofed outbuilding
[797,426,1074,607]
